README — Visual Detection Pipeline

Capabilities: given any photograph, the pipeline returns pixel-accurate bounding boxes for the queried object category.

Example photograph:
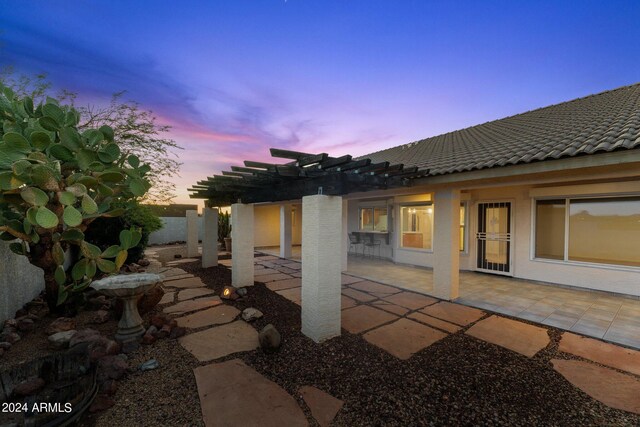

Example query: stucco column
[341,199,348,272]
[231,203,255,287]
[202,207,219,268]
[280,204,292,259]
[186,210,199,258]
[433,189,460,300]
[301,194,342,342]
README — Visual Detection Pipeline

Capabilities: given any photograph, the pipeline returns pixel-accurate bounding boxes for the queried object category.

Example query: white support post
[186,210,199,258]
[301,194,342,342]
[202,207,219,268]
[341,199,348,272]
[433,189,461,300]
[280,204,292,259]
[231,203,254,287]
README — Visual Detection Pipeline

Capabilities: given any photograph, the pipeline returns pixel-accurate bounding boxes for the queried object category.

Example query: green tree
[0,83,152,311]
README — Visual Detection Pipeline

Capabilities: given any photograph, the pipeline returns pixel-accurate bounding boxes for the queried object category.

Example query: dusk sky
[2,1,639,206]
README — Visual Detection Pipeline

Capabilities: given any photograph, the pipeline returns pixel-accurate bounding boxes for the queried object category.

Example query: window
[534,196,640,267]
[359,207,388,232]
[400,204,433,249]
[460,203,467,252]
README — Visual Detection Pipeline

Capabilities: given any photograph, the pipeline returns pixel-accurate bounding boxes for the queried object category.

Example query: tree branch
[0,226,32,242]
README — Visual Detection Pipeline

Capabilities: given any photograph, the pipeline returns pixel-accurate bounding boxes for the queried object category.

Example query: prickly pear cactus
[0,83,152,309]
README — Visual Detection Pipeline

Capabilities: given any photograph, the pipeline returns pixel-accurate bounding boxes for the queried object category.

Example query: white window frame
[398,202,434,252]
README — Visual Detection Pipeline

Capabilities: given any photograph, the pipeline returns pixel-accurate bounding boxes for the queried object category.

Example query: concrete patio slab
[299,386,343,427]
[349,281,401,296]
[178,288,215,301]
[180,321,259,362]
[341,288,377,302]
[382,291,438,310]
[466,316,550,357]
[195,359,308,427]
[341,305,398,334]
[255,255,281,261]
[370,301,410,316]
[254,268,280,276]
[163,296,222,316]
[163,277,206,289]
[256,273,293,282]
[276,287,302,305]
[363,318,448,360]
[420,301,485,326]
[267,278,302,291]
[408,312,462,333]
[341,275,365,285]
[552,359,640,415]
[159,291,175,305]
[218,259,232,266]
[559,333,640,376]
[341,295,358,310]
[177,305,241,329]
[282,262,302,270]
[277,267,298,275]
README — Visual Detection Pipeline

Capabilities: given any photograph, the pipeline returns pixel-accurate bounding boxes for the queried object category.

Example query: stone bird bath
[91,273,162,342]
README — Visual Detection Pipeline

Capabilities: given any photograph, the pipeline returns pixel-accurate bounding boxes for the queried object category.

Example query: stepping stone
[166,258,199,265]
[161,268,189,277]
[256,273,292,282]
[364,318,448,360]
[559,332,640,376]
[341,275,364,285]
[299,386,343,427]
[371,301,410,316]
[254,268,280,276]
[341,295,358,310]
[178,288,215,301]
[163,273,195,282]
[194,359,308,427]
[267,278,301,292]
[163,277,206,289]
[420,301,485,326]
[180,321,259,362]
[341,306,398,334]
[282,262,301,270]
[552,359,640,415]
[219,259,232,266]
[277,267,298,275]
[349,281,400,296]
[408,312,462,333]
[255,255,281,261]
[291,272,302,278]
[159,291,175,305]
[270,258,292,265]
[382,291,438,310]
[164,296,222,316]
[466,316,550,357]
[177,305,241,329]
[342,288,376,302]
[258,261,279,269]
[276,287,302,306]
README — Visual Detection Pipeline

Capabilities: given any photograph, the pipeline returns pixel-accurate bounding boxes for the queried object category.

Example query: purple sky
[2,1,640,205]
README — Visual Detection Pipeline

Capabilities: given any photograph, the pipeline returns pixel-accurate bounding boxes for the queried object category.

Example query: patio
[257,247,640,349]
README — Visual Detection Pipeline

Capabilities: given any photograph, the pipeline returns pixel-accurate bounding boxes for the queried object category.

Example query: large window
[460,203,467,252]
[359,207,388,232]
[534,196,640,267]
[400,204,433,249]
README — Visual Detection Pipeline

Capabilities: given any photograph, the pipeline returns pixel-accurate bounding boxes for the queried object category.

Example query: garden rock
[259,324,281,353]
[69,328,101,348]
[169,326,186,339]
[237,287,248,297]
[0,331,20,344]
[90,395,115,413]
[91,310,111,324]
[4,319,17,329]
[100,379,118,396]
[138,259,150,267]
[139,359,159,371]
[14,377,45,397]
[88,295,109,310]
[46,317,76,335]
[87,337,120,362]
[98,355,128,381]
[242,308,263,322]
[16,317,34,332]
[142,333,156,345]
[150,315,167,329]
[48,330,77,349]
[0,342,11,350]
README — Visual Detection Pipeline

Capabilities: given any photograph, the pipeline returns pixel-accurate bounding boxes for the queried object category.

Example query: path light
[221,286,239,300]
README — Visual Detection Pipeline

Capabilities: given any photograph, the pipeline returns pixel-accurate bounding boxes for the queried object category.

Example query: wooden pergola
[188,148,429,205]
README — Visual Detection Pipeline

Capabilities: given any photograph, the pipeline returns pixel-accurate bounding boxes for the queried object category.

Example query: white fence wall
[148,216,204,245]
[0,241,44,323]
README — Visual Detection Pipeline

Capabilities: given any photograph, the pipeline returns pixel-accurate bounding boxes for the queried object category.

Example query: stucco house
[190,82,640,342]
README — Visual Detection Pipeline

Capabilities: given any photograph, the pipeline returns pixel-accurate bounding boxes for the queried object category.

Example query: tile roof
[361,83,640,176]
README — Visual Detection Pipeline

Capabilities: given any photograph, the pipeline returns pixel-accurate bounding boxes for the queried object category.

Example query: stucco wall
[254,204,303,247]
[0,241,44,323]
[148,216,204,245]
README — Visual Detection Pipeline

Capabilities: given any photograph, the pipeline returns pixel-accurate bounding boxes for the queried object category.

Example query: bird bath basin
[91,273,162,342]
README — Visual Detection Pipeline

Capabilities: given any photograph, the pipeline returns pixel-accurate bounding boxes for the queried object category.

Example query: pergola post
[280,203,292,259]
[301,194,342,342]
[433,189,460,300]
[341,199,348,272]
[202,207,218,268]
[186,210,199,258]
[231,203,255,287]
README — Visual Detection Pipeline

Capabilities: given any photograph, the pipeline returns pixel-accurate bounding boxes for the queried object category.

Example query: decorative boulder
[46,317,76,335]
[69,328,101,348]
[259,324,281,353]
[48,330,77,349]
[13,377,45,397]
[242,308,263,322]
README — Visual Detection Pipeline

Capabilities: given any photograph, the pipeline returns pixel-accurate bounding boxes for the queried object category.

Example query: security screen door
[476,202,512,274]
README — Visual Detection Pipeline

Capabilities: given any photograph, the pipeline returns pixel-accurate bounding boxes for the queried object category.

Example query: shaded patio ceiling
[189,148,429,205]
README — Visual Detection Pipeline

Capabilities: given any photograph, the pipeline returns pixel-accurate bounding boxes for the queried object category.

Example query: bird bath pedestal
[91,273,162,343]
